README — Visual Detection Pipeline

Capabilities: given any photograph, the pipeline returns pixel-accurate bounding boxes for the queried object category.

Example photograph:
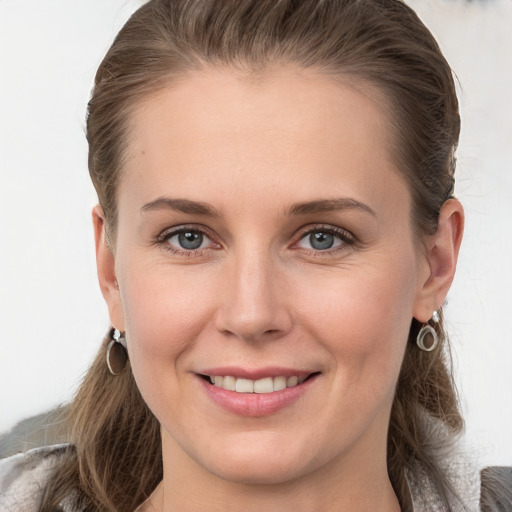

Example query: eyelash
[155,224,355,257]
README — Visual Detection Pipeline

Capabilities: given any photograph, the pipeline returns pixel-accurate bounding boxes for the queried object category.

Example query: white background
[1,0,511,467]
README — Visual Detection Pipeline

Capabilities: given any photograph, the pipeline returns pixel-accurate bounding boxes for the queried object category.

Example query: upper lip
[199,366,315,380]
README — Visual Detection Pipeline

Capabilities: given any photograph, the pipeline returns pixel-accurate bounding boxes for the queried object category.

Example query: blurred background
[1,0,511,466]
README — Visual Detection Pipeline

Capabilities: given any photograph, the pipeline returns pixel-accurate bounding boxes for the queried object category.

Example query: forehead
[120,65,407,217]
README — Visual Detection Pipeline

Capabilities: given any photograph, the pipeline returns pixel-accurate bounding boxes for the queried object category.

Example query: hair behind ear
[387,313,464,509]
[40,331,162,512]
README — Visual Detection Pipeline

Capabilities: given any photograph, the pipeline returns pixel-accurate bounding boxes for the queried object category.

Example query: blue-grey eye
[296,228,346,251]
[177,231,203,250]
[165,229,210,251]
[162,227,221,254]
[310,232,334,250]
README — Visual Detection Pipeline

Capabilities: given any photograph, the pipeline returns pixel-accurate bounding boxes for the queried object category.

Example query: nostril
[214,304,293,342]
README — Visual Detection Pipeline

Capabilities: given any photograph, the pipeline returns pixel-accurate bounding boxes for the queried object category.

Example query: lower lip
[198,374,319,417]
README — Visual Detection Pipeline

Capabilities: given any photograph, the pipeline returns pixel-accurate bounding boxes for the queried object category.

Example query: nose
[214,249,293,342]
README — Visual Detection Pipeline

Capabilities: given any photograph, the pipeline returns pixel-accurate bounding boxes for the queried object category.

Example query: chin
[206,456,307,486]
[192,433,323,486]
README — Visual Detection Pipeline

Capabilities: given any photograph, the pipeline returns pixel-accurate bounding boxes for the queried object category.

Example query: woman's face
[98,66,435,485]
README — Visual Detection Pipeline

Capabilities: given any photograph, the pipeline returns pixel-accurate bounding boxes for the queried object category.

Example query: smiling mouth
[201,373,319,394]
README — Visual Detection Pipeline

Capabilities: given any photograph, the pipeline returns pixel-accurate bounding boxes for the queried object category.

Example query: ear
[413,198,464,323]
[92,205,125,331]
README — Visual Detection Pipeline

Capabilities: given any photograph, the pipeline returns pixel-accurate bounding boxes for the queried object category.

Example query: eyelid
[157,223,215,241]
[294,223,354,241]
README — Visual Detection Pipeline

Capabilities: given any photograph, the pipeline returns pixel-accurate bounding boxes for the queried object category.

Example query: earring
[106,328,128,375]
[416,311,440,352]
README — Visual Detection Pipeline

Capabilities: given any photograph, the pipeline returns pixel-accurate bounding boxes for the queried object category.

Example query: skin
[93,66,463,512]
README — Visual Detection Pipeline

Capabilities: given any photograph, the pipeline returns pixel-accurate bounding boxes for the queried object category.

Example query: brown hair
[42,1,466,510]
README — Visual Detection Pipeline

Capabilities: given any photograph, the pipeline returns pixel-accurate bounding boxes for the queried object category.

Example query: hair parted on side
[41,1,468,510]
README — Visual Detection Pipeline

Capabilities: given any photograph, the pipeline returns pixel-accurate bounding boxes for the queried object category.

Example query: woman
[0,0,509,511]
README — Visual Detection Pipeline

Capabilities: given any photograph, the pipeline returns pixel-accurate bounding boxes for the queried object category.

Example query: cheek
[295,256,418,381]
[116,260,216,400]
[290,264,418,441]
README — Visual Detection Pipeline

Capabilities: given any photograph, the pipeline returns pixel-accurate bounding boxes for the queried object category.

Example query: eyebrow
[287,198,376,217]
[140,196,376,218]
[140,197,221,217]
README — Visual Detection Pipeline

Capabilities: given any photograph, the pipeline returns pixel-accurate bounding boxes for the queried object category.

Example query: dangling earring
[416,310,440,352]
[106,328,128,375]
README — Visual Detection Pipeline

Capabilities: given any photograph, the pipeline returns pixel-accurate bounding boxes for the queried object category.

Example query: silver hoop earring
[106,328,128,375]
[416,311,439,352]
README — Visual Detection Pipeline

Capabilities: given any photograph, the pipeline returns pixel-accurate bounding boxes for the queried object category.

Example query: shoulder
[480,466,512,511]
[405,412,512,511]
[409,461,512,512]
[0,443,69,512]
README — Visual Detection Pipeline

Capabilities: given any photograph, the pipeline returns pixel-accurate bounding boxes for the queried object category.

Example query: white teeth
[235,378,254,393]
[254,377,273,394]
[287,376,298,387]
[273,376,287,391]
[223,375,236,391]
[208,374,307,393]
